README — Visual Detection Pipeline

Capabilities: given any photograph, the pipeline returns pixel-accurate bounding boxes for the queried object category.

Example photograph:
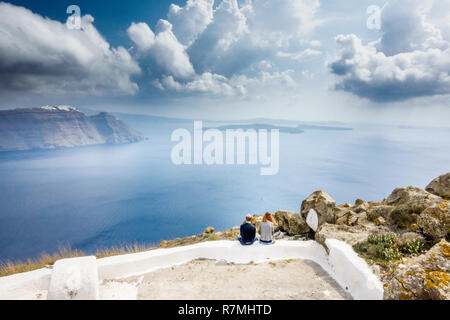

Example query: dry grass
[95,243,152,259]
[0,226,244,278]
[0,246,86,277]
[0,243,154,278]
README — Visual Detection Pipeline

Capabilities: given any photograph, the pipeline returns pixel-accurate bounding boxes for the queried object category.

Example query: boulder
[315,223,389,249]
[387,186,442,208]
[353,202,370,213]
[203,226,215,235]
[395,232,425,248]
[426,173,450,199]
[375,217,387,226]
[386,187,442,229]
[384,240,450,300]
[251,215,263,230]
[367,205,394,222]
[358,212,369,225]
[335,207,352,225]
[274,210,309,236]
[347,213,360,226]
[301,191,336,227]
[417,201,449,241]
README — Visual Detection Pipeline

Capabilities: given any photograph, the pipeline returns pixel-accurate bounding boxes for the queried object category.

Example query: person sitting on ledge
[259,212,277,245]
[238,214,258,245]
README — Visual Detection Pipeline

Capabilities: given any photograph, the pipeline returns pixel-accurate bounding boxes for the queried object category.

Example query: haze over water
[0,120,448,262]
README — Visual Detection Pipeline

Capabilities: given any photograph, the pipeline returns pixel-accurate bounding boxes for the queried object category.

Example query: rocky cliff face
[0,106,144,151]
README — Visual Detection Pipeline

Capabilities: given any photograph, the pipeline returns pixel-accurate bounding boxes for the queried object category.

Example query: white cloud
[0,2,140,96]
[128,22,155,51]
[168,0,214,46]
[128,0,322,99]
[156,69,297,97]
[187,0,322,75]
[128,19,195,79]
[328,0,450,102]
[378,0,447,56]
[244,0,322,47]
[187,0,250,75]
[277,48,322,61]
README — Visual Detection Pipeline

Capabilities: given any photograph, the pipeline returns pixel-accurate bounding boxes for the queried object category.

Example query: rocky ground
[155,172,450,300]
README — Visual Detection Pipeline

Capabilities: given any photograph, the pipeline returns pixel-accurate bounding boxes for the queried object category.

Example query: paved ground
[113,259,352,300]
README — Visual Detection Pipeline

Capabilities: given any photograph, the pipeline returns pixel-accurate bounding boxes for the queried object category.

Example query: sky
[0,0,449,125]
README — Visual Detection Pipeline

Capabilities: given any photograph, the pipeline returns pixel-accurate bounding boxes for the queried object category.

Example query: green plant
[401,239,424,255]
[353,233,423,265]
[367,233,397,246]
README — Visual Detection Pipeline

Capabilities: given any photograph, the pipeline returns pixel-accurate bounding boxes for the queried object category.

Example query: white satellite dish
[306,209,319,232]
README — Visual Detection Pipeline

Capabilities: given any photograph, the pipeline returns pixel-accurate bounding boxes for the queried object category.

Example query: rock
[386,187,442,230]
[358,212,369,225]
[426,173,450,199]
[335,208,363,226]
[338,203,352,208]
[274,210,309,236]
[347,213,360,226]
[336,214,348,225]
[159,240,168,248]
[301,191,336,227]
[203,226,215,234]
[315,223,389,249]
[354,202,370,213]
[251,215,263,229]
[336,216,348,226]
[384,240,450,300]
[395,232,425,248]
[375,217,387,226]
[355,199,365,206]
[387,186,442,208]
[335,207,351,219]
[216,259,229,266]
[273,231,286,240]
[417,201,449,241]
[367,205,394,222]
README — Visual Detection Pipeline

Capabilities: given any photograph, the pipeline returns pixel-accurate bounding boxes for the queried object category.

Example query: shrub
[400,239,424,255]
[354,233,425,264]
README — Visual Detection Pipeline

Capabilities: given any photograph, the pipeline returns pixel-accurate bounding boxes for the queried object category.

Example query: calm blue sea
[0,121,448,262]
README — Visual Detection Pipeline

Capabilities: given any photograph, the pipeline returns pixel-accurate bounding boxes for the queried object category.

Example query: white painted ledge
[325,239,384,300]
[0,239,384,300]
[47,256,99,300]
[0,268,51,300]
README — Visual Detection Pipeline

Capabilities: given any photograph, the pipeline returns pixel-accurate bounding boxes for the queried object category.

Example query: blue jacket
[240,222,256,243]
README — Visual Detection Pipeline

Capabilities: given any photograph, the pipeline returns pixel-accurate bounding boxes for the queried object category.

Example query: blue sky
[0,0,449,125]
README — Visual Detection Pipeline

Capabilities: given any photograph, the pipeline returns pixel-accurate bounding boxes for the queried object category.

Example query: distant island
[0,106,145,152]
[207,123,352,134]
[207,124,305,134]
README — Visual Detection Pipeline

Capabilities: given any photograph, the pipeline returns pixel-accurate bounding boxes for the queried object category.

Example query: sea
[0,118,448,262]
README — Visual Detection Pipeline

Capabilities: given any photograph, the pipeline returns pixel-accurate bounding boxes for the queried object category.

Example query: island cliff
[0,106,144,151]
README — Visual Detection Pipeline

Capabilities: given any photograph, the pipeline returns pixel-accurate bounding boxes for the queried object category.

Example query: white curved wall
[0,239,384,300]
